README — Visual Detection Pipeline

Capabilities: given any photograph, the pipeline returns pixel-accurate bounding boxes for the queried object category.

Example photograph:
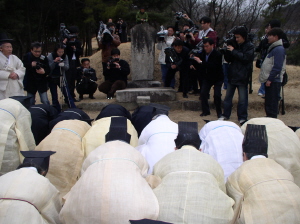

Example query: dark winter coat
[200,49,224,83]
[103,59,130,83]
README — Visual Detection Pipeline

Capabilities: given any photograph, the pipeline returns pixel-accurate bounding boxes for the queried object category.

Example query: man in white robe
[150,122,234,224]
[199,120,243,182]
[136,104,178,174]
[0,34,25,99]
[227,124,300,224]
[0,98,36,175]
[0,151,62,224]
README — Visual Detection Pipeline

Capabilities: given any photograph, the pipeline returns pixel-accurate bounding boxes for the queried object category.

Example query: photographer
[219,26,254,125]
[164,40,190,98]
[76,58,97,101]
[62,26,83,101]
[98,48,130,99]
[116,18,127,43]
[23,42,50,105]
[48,44,76,112]
[99,22,121,76]
[195,16,217,46]
[157,26,176,88]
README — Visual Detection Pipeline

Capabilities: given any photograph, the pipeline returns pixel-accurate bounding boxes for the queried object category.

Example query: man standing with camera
[63,26,83,102]
[98,48,130,99]
[195,16,217,46]
[23,42,50,105]
[219,26,254,125]
[76,58,97,101]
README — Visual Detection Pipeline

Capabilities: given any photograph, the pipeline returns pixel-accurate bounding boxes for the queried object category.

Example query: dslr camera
[184,26,197,39]
[34,62,43,70]
[175,11,184,20]
[108,57,120,69]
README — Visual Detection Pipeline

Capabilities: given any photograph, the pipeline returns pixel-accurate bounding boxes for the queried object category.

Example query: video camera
[59,23,77,45]
[157,25,167,42]
[97,21,114,44]
[189,40,203,60]
[175,11,184,20]
[164,47,182,67]
[82,68,94,76]
[184,26,197,39]
[108,57,120,69]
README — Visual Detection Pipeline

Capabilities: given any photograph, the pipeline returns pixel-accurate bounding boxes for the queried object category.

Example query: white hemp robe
[226,158,300,224]
[0,168,62,224]
[82,116,138,158]
[241,117,300,187]
[199,120,243,182]
[35,120,91,199]
[60,140,159,224]
[0,52,25,99]
[0,99,35,175]
[152,146,234,224]
[136,115,178,174]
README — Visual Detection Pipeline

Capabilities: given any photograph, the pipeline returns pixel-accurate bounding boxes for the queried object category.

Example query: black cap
[129,219,172,224]
[149,103,170,117]
[20,151,56,171]
[0,32,13,44]
[68,26,79,34]
[174,121,200,149]
[9,96,32,109]
[242,124,268,154]
[111,48,120,56]
[105,117,131,143]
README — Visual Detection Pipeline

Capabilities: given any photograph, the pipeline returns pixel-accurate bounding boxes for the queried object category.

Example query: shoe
[258,93,263,96]
[183,93,188,98]
[200,112,211,116]
[107,94,113,99]
[239,119,247,126]
[218,116,228,121]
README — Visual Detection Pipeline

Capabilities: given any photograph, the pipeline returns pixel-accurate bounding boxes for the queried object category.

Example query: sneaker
[258,93,263,96]
[239,120,247,126]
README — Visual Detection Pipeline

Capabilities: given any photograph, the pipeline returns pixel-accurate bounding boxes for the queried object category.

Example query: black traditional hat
[242,124,268,153]
[105,116,131,143]
[131,105,155,137]
[288,126,300,132]
[20,151,56,171]
[130,219,172,224]
[174,121,200,149]
[9,96,32,109]
[0,32,13,44]
[149,103,170,117]
[96,104,132,121]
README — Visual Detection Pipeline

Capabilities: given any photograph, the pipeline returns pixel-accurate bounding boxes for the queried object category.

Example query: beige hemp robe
[0,168,62,224]
[0,99,35,175]
[226,158,300,224]
[152,145,234,224]
[35,120,91,198]
[59,140,159,224]
[241,118,300,187]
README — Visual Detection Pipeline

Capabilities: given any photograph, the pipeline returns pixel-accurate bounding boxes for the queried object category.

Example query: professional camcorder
[189,40,203,59]
[157,25,167,42]
[184,26,197,39]
[97,21,114,44]
[59,23,77,44]
[175,11,184,20]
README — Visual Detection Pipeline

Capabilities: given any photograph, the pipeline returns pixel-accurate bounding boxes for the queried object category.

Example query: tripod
[58,66,76,111]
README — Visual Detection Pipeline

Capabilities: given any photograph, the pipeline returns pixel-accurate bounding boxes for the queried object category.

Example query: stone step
[116,87,176,103]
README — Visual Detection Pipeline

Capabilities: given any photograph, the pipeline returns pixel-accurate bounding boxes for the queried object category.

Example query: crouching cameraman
[76,58,97,101]
[23,42,50,105]
[98,48,130,99]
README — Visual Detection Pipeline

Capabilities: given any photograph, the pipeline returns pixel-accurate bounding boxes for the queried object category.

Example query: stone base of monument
[126,80,161,88]
[116,87,176,103]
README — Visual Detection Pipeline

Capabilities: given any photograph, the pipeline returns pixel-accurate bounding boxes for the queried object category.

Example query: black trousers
[98,80,126,96]
[165,68,189,94]
[200,79,223,117]
[265,82,281,118]
[66,60,77,98]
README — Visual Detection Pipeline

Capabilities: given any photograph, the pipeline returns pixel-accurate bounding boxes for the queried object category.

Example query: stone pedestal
[131,23,156,81]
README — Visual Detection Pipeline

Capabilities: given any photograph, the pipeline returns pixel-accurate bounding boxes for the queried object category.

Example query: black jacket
[165,46,190,71]
[200,49,223,83]
[65,39,83,67]
[224,40,254,85]
[23,52,50,93]
[76,67,97,83]
[103,59,130,83]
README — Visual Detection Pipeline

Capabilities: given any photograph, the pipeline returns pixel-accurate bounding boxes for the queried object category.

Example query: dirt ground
[42,39,300,129]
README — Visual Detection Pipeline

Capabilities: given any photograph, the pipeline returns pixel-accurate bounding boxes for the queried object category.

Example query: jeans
[222,63,229,89]
[223,83,248,121]
[161,64,175,88]
[265,82,281,118]
[27,91,50,106]
[201,79,223,117]
[258,82,265,95]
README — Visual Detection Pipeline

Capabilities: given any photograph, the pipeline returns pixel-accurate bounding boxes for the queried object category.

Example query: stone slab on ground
[116,87,176,103]
[127,80,161,88]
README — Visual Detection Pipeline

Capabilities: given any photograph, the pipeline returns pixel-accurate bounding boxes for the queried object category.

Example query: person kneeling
[76,58,98,101]
[98,48,130,99]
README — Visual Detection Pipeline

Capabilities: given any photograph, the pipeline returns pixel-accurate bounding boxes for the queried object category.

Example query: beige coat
[152,146,234,224]
[82,116,138,158]
[241,118,300,187]
[60,140,159,224]
[0,99,35,175]
[0,168,62,224]
[0,52,25,99]
[226,158,300,224]
[35,120,91,198]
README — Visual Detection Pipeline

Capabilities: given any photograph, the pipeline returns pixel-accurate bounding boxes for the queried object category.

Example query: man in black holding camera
[23,42,50,105]
[164,40,190,98]
[76,58,97,101]
[63,26,83,102]
[98,48,130,99]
